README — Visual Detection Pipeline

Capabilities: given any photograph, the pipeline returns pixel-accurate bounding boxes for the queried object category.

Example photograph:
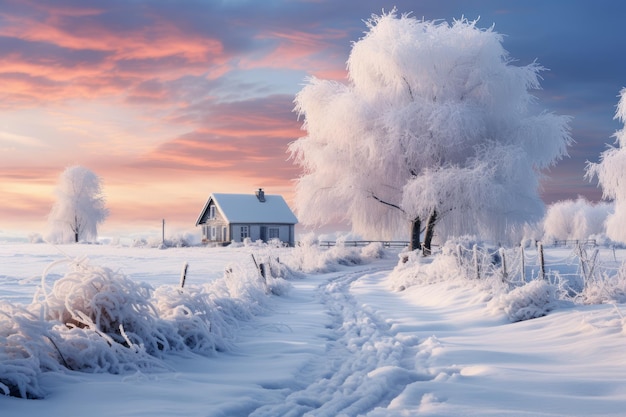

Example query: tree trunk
[409,217,421,251]
[73,214,80,243]
[422,209,438,256]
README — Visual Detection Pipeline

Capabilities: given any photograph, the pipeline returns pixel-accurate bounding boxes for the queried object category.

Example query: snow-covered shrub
[153,285,233,354]
[267,238,288,248]
[0,303,47,399]
[0,248,295,399]
[575,263,626,304]
[37,260,174,356]
[361,242,385,259]
[287,238,367,273]
[388,243,468,291]
[227,240,244,248]
[28,233,44,244]
[153,235,193,248]
[131,238,148,247]
[164,235,193,248]
[489,280,558,322]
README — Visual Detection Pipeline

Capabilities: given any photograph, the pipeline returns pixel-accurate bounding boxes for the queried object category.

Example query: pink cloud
[240,28,348,77]
[0,2,230,108]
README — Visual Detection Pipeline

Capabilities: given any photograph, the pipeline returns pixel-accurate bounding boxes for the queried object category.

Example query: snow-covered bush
[0,248,294,399]
[575,263,626,304]
[287,236,381,274]
[28,233,44,244]
[0,303,47,399]
[361,242,386,259]
[37,260,181,356]
[489,280,559,322]
[131,238,148,247]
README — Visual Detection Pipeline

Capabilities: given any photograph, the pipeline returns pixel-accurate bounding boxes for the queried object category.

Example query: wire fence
[453,240,623,290]
[315,239,624,290]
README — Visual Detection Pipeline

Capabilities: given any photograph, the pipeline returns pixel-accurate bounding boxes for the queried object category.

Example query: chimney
[255,188,266,202]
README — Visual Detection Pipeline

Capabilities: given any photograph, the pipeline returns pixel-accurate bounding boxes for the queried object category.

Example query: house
[195,189,298,246]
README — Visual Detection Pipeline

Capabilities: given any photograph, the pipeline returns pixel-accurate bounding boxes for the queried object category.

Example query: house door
[260,226,267,242]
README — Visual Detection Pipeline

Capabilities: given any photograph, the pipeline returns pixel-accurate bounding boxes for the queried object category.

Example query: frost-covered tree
[586,88,626,244]
[47,166,109,243]
[543,197,612,242]
[290,11,572,250]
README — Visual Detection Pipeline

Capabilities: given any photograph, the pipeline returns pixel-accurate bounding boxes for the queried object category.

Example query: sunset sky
[1,0,625,240]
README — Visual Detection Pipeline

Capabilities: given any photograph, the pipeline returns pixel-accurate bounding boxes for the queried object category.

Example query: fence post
[538,241,545,280]
[473,244,480,279]
[180,262,188,288]
[499,247,507,281]
[520,242,526,282]
[251,253,267,287]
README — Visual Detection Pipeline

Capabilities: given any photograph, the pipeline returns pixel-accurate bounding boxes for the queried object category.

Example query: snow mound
[490,280,558,322]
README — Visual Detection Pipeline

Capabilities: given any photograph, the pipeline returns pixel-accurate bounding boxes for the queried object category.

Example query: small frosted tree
[543,197,612,242]
[586,88,626,243]
[47,166,109,243]
[290,11,571,250]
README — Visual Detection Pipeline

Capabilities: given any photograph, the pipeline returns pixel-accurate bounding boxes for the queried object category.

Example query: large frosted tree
[289,12,571,249]
[47,166,109,243]
[586,88,626,243]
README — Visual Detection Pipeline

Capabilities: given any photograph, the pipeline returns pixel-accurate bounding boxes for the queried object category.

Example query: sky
[1,0,625,240]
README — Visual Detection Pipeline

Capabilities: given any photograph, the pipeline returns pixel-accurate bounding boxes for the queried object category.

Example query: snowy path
[252,257,626,417]
[250,263,427,417]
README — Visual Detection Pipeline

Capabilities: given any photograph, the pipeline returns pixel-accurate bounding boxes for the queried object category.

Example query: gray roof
[196,193,298,225]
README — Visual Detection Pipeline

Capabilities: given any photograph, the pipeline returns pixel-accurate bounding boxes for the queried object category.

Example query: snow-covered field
[2,241,626,416]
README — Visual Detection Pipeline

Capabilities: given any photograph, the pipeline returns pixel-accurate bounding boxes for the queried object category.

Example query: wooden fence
[551,239,597,247]
[317,240,410,248]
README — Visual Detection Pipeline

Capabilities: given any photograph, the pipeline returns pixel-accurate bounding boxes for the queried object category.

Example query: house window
[203,225,209,239]
[240,226,249,241]
[209,205,216,219]
[269,227,279,239]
